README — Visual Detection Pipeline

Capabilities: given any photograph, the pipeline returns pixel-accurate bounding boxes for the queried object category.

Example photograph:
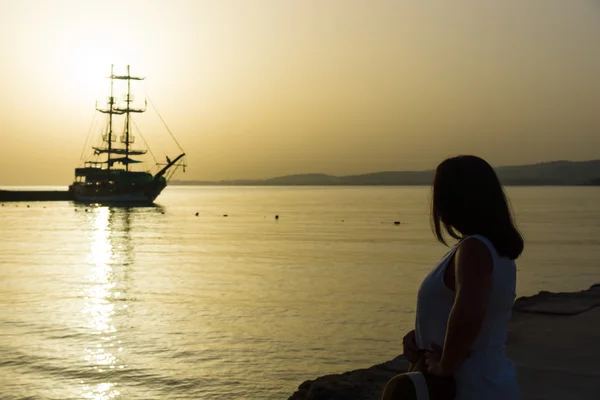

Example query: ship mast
[125,65,131,171]
[96,64,123,170]
[107,64,115,170]
[85,65,185,187]
[93,66,156,170]
[111,65,146,170]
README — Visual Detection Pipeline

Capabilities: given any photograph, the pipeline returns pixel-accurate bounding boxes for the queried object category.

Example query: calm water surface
[1,186,599,399]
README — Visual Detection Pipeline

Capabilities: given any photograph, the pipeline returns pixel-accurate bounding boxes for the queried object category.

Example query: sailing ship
[70,65,185,204]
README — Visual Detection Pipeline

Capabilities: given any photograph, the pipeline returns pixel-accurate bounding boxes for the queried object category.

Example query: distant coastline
[173,159,600,187]
[587,177,600,186]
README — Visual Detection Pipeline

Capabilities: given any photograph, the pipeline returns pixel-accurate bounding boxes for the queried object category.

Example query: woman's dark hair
[431,155,524,260]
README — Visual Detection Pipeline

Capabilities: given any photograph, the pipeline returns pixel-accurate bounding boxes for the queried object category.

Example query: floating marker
[394,221,401,225]
[195,212,199,216]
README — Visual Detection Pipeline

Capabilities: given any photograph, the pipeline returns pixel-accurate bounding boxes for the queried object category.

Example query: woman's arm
[428,238,493,375]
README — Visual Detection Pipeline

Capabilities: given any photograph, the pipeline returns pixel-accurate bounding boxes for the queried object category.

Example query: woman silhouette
[383,155,523,399]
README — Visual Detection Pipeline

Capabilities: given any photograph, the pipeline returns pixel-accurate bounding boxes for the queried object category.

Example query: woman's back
[415,234,519,400]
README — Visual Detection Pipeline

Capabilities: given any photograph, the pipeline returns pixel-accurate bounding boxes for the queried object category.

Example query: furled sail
[93,147,147,156]
[114,100,147,114]
[108,157,144,166]
[110,75,145,80]
[96,108,125,115]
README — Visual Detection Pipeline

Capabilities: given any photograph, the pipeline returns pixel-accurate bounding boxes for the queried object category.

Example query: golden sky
[0,0,599,184]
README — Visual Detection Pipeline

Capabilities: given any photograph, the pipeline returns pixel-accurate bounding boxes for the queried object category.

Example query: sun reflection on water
[81,207,122,399]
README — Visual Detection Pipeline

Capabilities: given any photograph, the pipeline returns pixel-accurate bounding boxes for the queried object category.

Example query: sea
[1,186,599,400]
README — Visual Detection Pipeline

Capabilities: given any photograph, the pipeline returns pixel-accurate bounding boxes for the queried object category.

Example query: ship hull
[70,180,166,204]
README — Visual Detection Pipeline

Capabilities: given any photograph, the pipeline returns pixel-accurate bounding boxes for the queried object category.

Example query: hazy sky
[1,0,599,184]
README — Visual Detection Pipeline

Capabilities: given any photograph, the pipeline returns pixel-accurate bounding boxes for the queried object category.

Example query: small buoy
[275,215,279,220]
[85,208,88,212]
[342,220,344,222]
[195,212,199,216]
[394,221,401,225]
[160,211,165,214]
[27,205,30,208]
[223,214,228,217]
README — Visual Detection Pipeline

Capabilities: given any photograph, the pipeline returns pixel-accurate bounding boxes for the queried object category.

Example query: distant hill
[172,160,600,186]
[495,160,600,186]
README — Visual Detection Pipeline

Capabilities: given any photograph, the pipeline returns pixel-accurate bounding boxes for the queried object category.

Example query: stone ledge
[288,284,600,400]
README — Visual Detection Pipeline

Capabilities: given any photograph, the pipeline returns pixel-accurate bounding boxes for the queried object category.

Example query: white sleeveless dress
[415,234,520,400]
